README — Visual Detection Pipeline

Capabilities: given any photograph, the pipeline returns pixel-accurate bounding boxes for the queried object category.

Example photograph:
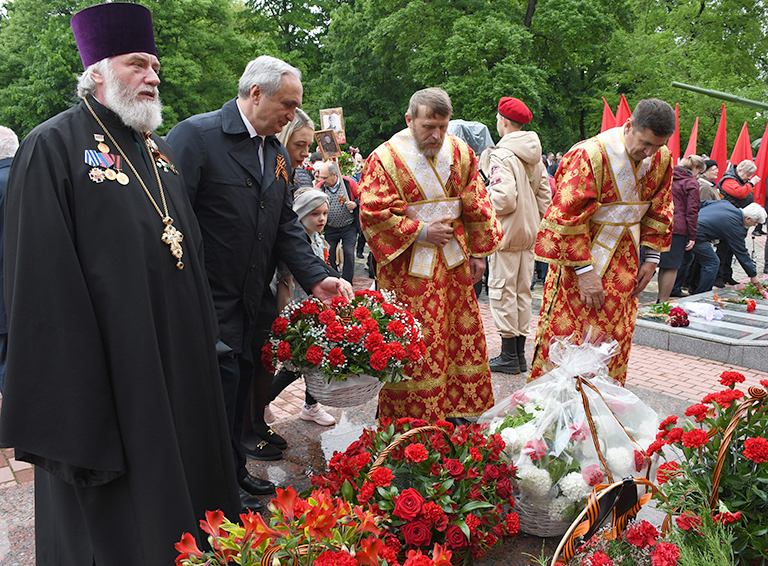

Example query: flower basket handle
[708,386,767,510]
[550,477,667,565]
[369,425,451,472]
[260,544,311,566]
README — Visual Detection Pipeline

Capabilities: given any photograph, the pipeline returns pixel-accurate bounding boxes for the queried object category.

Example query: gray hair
[237,55,301,99]
[277,108,314,147]
[0,126,19,159]
[407,87,452,119]
[736,159,757,178]
[76,58,111,98]
[742,202,767,224]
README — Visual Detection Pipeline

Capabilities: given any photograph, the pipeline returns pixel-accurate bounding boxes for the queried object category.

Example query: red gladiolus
[370,467,395,487]
[743,436,768,463]
[174,533,204,563]
[271,317,289,335]
[681,428,709,449]
[404,443,429,463]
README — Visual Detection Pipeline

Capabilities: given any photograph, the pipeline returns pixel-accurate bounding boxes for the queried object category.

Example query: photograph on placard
[319,107,345,143]
[315,129,342,159]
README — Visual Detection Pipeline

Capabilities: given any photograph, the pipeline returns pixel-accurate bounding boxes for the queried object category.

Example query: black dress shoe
[255,427,287,450]
[445,417,470,427]
[725,277,739,286]
[244,439,283,461]
[239,486,265,513]
[239,473,275,495]
[713,280,725,288]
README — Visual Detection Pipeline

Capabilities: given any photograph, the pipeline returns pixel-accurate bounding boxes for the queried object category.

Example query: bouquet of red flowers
[649,371,768,564]
[311,418,520,565]
[262,290,425,383]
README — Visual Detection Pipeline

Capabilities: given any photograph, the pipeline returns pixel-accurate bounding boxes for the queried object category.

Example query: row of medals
[89,134,130,185]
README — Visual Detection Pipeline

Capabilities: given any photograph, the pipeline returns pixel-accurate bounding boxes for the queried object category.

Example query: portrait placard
[319,108,345,144]
[315,129,342,159]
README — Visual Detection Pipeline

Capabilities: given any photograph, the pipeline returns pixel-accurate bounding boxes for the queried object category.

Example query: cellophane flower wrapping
[479,334,660,524]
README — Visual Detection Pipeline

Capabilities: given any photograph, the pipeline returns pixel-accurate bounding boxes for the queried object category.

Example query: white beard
[102,65,163,133]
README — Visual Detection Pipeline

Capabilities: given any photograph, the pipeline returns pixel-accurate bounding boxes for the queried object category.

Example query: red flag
[668,104,680,165]
[753,122,768,207]
[683,117,699,158]
[601,97,615,133]
[614,94,631,128]
[729,122,753,167]
[710,103,727,183]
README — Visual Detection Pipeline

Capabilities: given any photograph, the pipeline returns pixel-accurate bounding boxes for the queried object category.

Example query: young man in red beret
[530,98,675,385]
[486,97,551,374]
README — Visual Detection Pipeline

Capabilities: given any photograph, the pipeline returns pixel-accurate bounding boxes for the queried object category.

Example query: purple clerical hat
[71,2,157,69]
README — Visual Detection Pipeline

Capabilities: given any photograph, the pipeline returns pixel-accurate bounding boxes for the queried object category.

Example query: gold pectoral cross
[161,217,184,269]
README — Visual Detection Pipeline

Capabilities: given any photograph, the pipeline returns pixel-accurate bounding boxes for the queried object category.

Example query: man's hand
[750,275,760,285]
[578,270,604,309]
[685,239,695,251]
[469,257,485,284]
[632,261,657,298]
[426,215,454,248]
[345,200,357,211]
[311,277,354,303]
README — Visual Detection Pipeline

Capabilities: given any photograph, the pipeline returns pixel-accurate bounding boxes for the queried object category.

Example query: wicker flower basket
[303,368,384,408]
[514,493,570,538]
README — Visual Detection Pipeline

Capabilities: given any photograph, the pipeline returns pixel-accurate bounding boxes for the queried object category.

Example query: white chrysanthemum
[558,471,592,503]
[488,417,504,434]
[499,422,537,457]
[606,447,633,478]
[548,496,572,522]
[518,464,553,499]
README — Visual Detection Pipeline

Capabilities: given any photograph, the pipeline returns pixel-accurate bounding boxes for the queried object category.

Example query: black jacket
[166,99,330,353]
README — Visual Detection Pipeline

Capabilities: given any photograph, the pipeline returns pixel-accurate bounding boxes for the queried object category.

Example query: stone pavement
[2,245,768,565]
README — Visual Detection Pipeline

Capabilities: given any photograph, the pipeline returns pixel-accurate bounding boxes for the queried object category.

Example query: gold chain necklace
[84,97,184,269]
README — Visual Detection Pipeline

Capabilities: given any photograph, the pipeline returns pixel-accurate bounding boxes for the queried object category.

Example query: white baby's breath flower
[559,471,592,502]
[518,464,552,499]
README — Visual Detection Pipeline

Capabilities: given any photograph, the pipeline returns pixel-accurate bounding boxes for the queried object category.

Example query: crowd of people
[0,3,765,565]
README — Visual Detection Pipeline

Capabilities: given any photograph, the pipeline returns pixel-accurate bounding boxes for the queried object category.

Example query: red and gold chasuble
[530,127,673,385]
[359,129,503,421]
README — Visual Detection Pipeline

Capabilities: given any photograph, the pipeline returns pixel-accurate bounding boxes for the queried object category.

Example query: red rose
[318,309,337,325]
[495,476,513,499]
[328,347,346,367]
[400,521,432,547]
[444,524,468,549]
[300,301,320,315]
[305,345,323,365]
[393,488,425,521]
[444,459,465,480]
[370,467,394,487]
[271,317,289,335]
[719,370,746,387]
[404,443,429,463]
[276,341,292,362]
[353,306,372,320]
[743,436,768,463]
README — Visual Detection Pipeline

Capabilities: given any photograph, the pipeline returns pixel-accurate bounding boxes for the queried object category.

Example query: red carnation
[522,438,547,461]
[346,326,365,343]
[656,462,682,484]
[271,317,289,335]
[315,550,358,566]
[358,482,375,505]
[675,511,702,532]
[666,428,684,443]
[353,306,372,320]
[713,511,742,525]
[325,322,346,342]
[650,541,680,566]
[715,389,744,406]
[364,332,386,351]
[387,320,406,336]
[370,467,394,487]
[362,318,379,332]
[625,520,658,548]
[682,428,709,449]
[389,341,407,360]
[330,296,349,309]
[300,301,320,315]
[421,501,445,525]
[318,309,337,325]
[659,415,678,429]
[393,488,425,521]
[404,443,429,463]
[276,341,292,362]
[261,343,276,372]
[743,436,768,463]
[328,347,346,367]
[505,512,520,535]
[719,370,746,387]
[370,348,391,371]
[684,403,708,422]
[582,464,605,487]
[382,302,397,315]
[633,450,645,472]
[747,300,756,312]
[305,345,323,365]
[582,551,612,566]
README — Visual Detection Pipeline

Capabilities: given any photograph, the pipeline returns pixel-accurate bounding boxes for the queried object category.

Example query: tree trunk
[524,0,537,28]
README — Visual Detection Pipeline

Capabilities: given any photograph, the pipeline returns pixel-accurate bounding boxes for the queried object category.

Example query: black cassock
[0,96,240,565]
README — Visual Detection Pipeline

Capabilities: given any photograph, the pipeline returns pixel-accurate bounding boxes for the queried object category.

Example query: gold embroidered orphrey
[383,129,464,278]
[84,97,185,269]
[586,126,653,278]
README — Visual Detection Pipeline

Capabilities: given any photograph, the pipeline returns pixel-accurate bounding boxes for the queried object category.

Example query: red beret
[498,97,532,124]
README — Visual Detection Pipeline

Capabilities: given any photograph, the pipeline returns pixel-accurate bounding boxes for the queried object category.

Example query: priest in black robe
[0,4,240,565]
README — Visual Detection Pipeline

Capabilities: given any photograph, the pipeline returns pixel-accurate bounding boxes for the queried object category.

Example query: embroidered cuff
[644,248,661,264]
[575,265,594,275]
[417,222,428,242]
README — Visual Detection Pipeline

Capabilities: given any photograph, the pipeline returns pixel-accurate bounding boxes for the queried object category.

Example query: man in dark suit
[0,125,17,393]
[166,55,352,513]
